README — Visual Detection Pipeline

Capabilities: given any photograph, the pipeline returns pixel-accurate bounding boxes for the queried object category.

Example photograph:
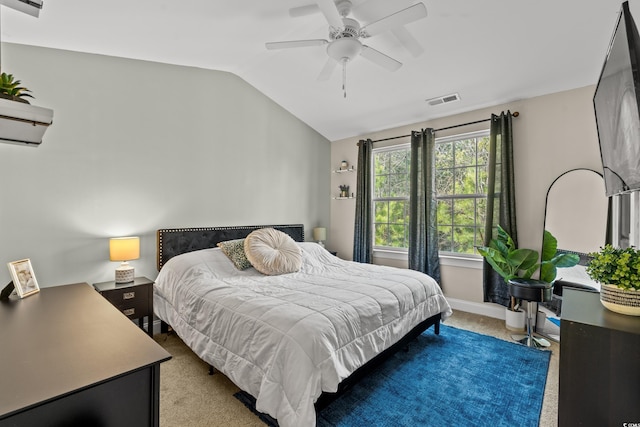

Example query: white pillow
[244,228,302,275]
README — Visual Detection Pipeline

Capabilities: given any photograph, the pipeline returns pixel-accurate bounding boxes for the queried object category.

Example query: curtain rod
[358,111,520,145]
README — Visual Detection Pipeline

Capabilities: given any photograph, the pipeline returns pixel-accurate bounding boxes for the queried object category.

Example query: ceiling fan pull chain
[342,59,347,98]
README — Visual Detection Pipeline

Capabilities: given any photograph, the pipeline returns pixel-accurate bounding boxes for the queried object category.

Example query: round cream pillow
[244,228,302,275]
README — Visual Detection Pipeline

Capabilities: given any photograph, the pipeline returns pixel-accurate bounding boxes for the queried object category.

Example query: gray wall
[0,43,330,288]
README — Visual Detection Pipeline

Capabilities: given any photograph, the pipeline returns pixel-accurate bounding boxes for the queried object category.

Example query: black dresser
[0,283,171,426]
[559,287,640,426]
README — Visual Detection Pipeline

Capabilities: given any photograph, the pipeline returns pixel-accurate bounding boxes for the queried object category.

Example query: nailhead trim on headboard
[156,224,305,271]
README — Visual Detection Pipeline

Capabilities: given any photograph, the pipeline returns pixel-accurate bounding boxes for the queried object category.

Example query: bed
[154,224,452,427]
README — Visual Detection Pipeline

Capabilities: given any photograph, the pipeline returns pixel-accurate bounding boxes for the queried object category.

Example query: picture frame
[7,258,40,298]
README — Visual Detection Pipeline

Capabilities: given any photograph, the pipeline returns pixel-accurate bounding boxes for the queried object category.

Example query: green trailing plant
[0,72,34,102]
[477,226,580,309]
[586,245,640,291]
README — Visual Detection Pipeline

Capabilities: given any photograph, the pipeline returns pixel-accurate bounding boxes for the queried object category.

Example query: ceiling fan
[265,0,428,97]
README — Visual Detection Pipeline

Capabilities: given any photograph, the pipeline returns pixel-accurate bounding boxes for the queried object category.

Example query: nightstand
[94,276,154,338]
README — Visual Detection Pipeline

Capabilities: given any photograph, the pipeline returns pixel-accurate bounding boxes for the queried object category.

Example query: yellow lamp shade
[109,237,140,262]
[313,228,327,241]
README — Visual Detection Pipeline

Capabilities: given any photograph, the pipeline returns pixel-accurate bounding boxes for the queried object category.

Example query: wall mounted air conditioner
[0,98,53,145]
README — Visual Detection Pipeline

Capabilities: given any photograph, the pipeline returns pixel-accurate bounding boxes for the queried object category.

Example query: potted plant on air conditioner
[478,226,580,330]
[0,72,33,104]
[586,245,640,316]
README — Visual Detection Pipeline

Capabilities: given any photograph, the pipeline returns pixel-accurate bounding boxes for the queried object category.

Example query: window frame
[371,142,411,252]
[370,130,490,263]
[435,129,490,257]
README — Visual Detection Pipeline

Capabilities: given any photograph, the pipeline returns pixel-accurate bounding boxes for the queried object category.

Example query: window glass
[372,130,491,256]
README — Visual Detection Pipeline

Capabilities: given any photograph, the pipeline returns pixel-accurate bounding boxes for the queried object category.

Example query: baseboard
[446,297,505,320]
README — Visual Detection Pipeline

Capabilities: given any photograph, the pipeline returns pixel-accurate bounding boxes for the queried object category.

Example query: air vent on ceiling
[426,93,460,106]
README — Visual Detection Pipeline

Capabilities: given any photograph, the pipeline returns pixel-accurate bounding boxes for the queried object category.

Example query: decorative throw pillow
[244,228,302,275]
[217,239,252,270]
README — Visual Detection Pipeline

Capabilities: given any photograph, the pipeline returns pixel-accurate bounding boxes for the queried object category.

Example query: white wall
[0,43,330,288]
[330,85,603,312]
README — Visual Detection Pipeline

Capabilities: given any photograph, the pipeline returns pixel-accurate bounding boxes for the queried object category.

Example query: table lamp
[109,236,140,283]
[313,227,326,248]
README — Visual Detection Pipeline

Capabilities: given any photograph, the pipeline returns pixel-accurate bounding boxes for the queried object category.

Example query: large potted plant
[0,72,33,104]
[478,226,579,330]
[586,245,640,316]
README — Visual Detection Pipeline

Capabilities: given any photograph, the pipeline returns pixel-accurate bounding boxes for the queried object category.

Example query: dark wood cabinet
[0,283,171,427]
[559,288,640,426]
[94,276,154,337]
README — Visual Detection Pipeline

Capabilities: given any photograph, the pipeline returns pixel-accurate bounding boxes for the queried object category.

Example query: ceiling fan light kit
[266,0,428,97]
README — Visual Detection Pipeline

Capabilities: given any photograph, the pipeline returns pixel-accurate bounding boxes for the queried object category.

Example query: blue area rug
[235,324,551,427]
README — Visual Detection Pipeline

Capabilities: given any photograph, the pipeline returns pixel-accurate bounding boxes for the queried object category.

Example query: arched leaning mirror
[544,168,609,257]
[542,168,610,315]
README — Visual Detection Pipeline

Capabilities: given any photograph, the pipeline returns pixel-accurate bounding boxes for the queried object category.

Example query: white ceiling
[0,0,634,141]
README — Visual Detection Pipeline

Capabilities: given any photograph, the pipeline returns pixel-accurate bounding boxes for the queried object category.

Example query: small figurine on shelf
[339,185,349,198]
[340,160,349,170]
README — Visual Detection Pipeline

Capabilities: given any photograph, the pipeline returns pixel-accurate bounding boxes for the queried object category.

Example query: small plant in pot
[478,226,580,329]
[0,72,34,104]
[586,245,640,316]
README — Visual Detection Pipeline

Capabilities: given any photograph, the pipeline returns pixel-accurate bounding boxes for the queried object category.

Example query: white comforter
[154,242,452,427]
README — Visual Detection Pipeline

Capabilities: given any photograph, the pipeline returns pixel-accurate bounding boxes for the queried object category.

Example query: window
[372,130,490,256]
[373,146,411,249]
[435,131,490,255]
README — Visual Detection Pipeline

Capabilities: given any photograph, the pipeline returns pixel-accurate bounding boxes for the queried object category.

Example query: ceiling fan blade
[265,39,328,50]
[317,58,339,81]
[361,3,427,37]
[315,0,344,29]
[360,45,402,71]
[289,4,320,17]
[391,27,424,57]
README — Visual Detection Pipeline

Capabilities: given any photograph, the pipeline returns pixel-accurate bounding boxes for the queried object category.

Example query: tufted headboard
[156,224,305,271]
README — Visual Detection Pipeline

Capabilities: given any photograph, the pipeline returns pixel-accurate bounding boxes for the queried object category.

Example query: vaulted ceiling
[0,0,632,141]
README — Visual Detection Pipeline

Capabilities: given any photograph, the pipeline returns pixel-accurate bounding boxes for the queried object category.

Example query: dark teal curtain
[353,139,373,263]
[409,129,441,284]
[483,111,517,306]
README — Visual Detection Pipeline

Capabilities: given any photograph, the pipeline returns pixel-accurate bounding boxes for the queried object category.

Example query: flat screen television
[594,1,640,197]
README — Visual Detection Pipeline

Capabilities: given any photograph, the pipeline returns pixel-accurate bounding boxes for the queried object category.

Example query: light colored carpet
[155,310,558,426]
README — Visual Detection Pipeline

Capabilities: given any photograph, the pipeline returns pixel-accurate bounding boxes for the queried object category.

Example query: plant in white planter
[478,226,579,329]
[0,72,34,104]
[586,245,640,316]
[0,70,53,145]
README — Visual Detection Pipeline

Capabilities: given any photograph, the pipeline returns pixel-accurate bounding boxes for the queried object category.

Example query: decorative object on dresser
[94,276,155,337]
[586,245,640,316]
[0,283,171,426]
[109,236,140,283]
[312,227,327,247]
[0,281,15,300]
[6,258,40,298]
